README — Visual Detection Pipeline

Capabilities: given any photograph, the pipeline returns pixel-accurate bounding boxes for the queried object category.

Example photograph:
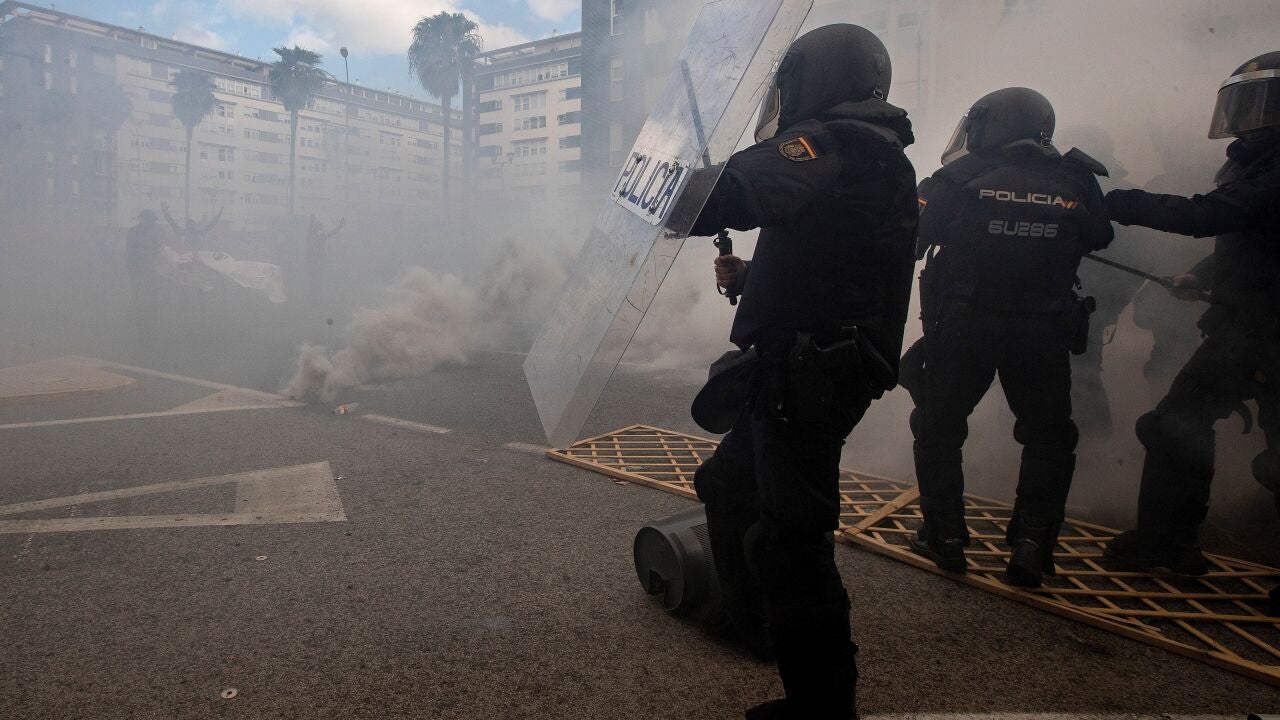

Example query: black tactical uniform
[1103,52,1280,577]
[689,24,918,720]
[907,88,1113,588]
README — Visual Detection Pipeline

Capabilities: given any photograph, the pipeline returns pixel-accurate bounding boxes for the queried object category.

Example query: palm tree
[267,46,327,216]
[170,69,216,223]
[407,12,482,212]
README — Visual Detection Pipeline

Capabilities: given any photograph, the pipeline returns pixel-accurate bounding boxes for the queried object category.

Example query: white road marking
[361,414,452,435]
[65,356,295,404]
[0,404,285,431]
[0,462,345,533]
[167,390,286,413]
[503,442,550,455]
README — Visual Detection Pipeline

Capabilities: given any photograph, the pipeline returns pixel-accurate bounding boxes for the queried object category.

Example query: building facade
[0,1,461,232]
[472,32,582,211]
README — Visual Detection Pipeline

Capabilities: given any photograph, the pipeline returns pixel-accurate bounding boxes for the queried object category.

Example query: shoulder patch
[778,136,819,162]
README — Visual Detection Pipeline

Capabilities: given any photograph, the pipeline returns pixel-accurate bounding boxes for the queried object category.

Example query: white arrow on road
[0,462,345,533]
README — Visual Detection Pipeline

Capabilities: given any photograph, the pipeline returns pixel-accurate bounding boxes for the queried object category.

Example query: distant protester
[124,209,164,353]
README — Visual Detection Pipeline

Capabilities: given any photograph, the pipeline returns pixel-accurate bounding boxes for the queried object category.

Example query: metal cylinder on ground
[633,505,722,622]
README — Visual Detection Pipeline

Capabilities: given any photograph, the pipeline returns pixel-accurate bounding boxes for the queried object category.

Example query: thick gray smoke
[613,1,1280,561]
[286,241,565,403]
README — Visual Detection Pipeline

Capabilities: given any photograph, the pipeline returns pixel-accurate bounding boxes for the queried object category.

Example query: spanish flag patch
[778,136,819,162]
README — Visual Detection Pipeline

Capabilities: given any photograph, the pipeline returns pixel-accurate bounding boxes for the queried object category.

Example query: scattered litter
[220,688,238,700]
[255,556,267,562]
[334,403,360,415]
[614,480,630,486]
[334,475,347,481]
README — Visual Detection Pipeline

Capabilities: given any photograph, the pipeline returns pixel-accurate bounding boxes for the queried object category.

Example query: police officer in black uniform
[687,24,918,720]
[907,88,1113,588]
[1102,53,1280,592]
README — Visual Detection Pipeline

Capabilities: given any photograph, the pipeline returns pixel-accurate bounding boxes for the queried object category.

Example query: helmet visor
[1209,71,1280,139]
[754,81,782,144]
[940,114,970,165]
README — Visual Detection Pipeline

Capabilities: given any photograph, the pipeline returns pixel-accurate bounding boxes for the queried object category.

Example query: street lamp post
[339,46,350,219]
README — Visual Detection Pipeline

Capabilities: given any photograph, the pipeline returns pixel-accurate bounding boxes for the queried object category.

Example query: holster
[1068,295,1096,356]
[772,329,889,423]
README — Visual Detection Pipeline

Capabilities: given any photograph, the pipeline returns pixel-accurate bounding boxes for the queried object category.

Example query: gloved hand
[1170,273,1203,302]
[714,254,746,293]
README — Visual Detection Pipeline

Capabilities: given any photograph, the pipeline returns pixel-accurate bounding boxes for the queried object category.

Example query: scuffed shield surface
[524,0,813,448]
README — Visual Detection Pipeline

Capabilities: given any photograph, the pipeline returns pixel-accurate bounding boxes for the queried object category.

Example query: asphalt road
[0,355,1277,719]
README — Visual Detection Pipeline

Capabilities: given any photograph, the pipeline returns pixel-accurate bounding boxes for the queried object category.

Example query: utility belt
[921,290,1094,356]
[753,326,895,424]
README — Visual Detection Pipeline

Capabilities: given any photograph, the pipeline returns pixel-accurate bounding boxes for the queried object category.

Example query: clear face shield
[940,114,970,165]
[1209,70,1280,139]
[753,79,782,143]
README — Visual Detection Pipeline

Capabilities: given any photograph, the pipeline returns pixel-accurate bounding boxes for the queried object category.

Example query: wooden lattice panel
[549,425,1280,687]
[549,425,915,530]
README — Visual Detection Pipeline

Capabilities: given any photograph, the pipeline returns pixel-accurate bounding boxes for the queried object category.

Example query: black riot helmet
[1209,51,1280,139]
[941,87,1055,165]
[754,24,891,142]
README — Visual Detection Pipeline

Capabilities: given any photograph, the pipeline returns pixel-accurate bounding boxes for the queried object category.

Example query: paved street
[0,354,1276,719]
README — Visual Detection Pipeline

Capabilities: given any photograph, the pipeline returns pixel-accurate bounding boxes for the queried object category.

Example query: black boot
[745,699,789,719]
[1005,515,1059,588]
[909,515,968,573]
[745,697,860,720]
[1103,529,1209,576]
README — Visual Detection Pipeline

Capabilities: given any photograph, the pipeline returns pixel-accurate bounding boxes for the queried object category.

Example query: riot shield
[524,0,813,448]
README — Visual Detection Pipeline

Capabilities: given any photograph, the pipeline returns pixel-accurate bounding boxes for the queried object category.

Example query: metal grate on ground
[548,424,1280,687]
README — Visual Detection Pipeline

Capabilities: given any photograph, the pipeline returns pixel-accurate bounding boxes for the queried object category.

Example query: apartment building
[0,1,461,231]
[473,32,582,210]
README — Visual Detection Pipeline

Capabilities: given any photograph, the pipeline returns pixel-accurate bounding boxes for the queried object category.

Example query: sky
[39,0,581,100]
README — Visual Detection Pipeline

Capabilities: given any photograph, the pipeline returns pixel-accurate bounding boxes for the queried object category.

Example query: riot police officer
[908,88,1114,588]
[1103,52,1280,580]
[688,24,919,720]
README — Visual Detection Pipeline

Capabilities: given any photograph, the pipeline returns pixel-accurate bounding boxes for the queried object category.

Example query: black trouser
[911,309,1079,525]
[694,346,870,719]
[1132,324,1280,541]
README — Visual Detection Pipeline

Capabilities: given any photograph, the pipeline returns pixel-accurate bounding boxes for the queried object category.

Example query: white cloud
[527,0,576,22]
[283,25,335,54]
[174,25,229,50]
[218,0,529,57]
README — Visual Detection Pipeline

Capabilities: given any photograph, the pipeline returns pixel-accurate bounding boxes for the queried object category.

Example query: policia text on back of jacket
[903,87,1114,589]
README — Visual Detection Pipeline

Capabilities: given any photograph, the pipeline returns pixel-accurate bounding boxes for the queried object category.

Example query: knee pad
[1135,409,1212,459]
[693,454,730,506]
[909,407,924,441]
[1253,450,1280,495]
[1013,418,1079,454]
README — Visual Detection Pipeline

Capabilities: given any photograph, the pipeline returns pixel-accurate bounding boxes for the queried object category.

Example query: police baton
[1082,253,1211,303]
[714,230,738,306]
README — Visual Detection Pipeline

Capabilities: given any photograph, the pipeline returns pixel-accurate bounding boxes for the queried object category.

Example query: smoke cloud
[286,240,565,403]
